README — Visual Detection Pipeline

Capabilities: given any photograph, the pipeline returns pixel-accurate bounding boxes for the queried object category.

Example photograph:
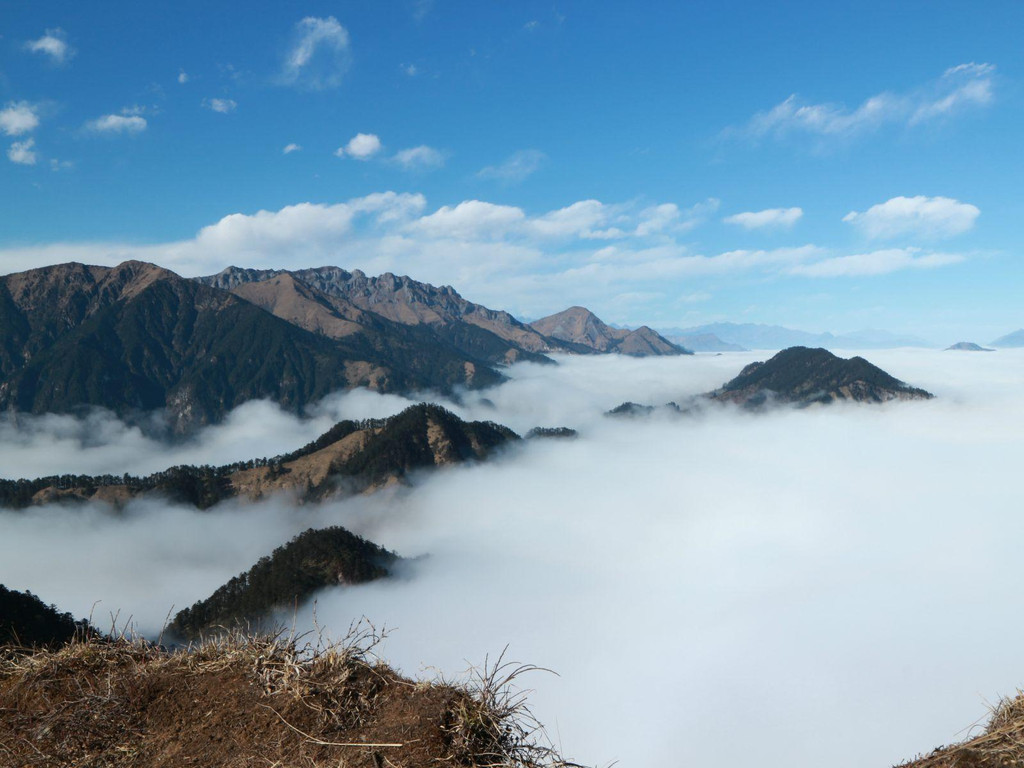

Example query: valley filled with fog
[2,349,1023,767]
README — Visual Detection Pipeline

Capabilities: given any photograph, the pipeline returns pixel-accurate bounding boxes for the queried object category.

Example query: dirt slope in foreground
[0,633,576,768]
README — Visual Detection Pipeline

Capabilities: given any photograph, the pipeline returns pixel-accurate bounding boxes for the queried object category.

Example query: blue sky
[2,1,1022,342]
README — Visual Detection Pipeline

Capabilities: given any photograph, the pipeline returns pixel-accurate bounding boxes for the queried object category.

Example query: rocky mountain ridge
[199,265,578,365]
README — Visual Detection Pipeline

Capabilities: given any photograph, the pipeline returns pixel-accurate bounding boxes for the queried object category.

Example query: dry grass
[897,691,1024,768]
[0,622,584,768]
[439,648,584,768]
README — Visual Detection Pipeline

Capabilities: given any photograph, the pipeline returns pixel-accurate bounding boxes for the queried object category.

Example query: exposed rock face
[529,306,689,356]
[945,341,994,351]
[199,266,570,365]
[0,404,520,509]
[708,346,933,407]
[0,262,504,431]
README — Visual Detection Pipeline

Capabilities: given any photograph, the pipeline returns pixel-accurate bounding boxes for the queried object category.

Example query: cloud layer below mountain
[2,350,1024,767]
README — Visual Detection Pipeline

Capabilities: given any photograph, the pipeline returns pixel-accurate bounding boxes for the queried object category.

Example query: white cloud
[788,248,964,277]
[5,352,1024,768]
[530,200,625,240]
[178,70,189,84]
[283,143,302,154]
[7,138,37,165]
[724,207,804,230]
[25,29,73,64]
[634,203,681,236]
[737,63,995,142]
[50,158,73,172]
[477,149,546,183]
[411,200,526,240]
[0,102,40,136]
[392,145,444,170]
[336,133,382,160]
[280,16,351,90]
[205,98,238,114]
[0,193,966,322]
[401,63,418,76]
[843,196,979,239]
[86,113,148,135]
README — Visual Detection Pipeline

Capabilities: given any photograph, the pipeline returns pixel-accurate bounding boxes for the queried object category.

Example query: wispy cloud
[25,29,74,64]
[477,149,545,183]
[280,16,351,90]
[282,143,302,154]
[204,98,238,114]
[177,70,189,84]
[733,63,995,144]
[787,247,964,277]
[843,196,979,240]
[85,113,148,135]
[0,102,40,136]
[392,145,445,171]
[7,138,37,165]
[724,207,803,230]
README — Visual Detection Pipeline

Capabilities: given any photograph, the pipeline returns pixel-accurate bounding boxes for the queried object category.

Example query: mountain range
[0,261,681,432]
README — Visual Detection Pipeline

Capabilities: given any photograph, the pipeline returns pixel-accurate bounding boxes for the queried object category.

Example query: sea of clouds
[2,349,1024,767]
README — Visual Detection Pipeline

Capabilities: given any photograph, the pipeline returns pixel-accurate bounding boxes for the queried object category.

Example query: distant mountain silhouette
[990,329,1024,348]
[945,342,993,352]
[530,306,689,356]
[659,331,746,352]
[669,322,931,350]
[708,347,933,407]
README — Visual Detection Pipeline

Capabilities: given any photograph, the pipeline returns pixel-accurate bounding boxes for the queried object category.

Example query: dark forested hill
[0,403,520,510]
[0,261,503,431]
[708,346,933,407]
[0,584,93,648]
[166,527,399,640]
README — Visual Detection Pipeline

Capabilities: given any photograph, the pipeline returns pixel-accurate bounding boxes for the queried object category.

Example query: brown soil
[0,632,576,768]
[897,693,1024,768]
